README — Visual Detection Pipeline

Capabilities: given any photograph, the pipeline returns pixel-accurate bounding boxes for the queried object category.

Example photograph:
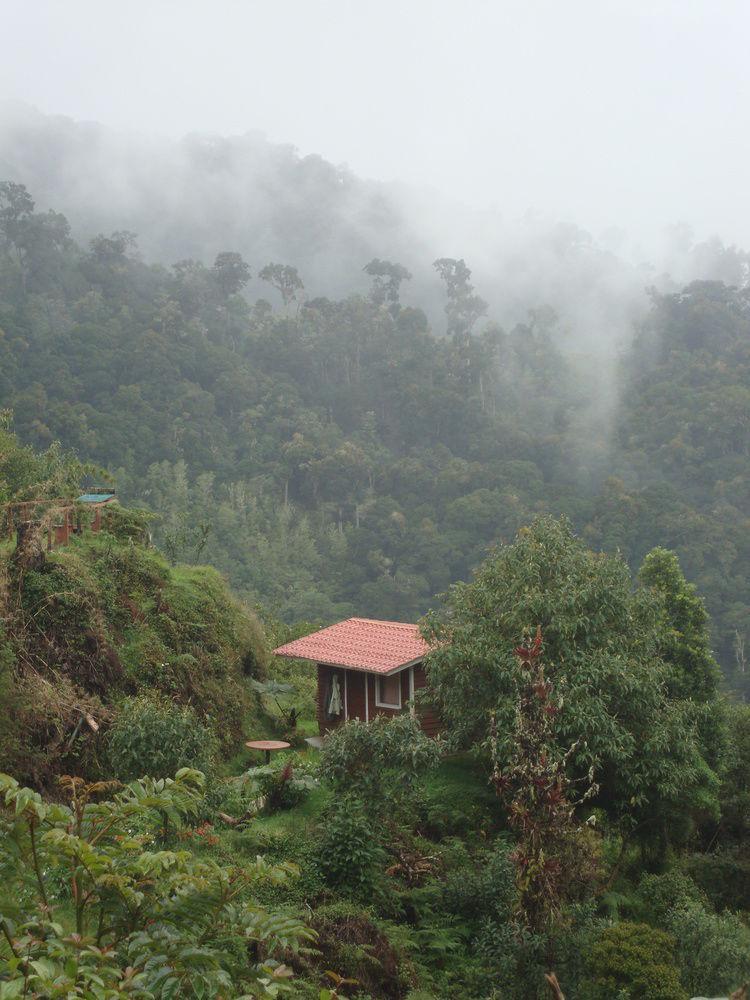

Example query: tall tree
[433,256,487,338]
[638,547,721,703]
[259,262,304,310]
[423,516,720,833]
[363,258,412,312]
[211,251,250,297]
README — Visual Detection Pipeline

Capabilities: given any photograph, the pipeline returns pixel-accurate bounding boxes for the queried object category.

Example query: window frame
[375,671,402,710]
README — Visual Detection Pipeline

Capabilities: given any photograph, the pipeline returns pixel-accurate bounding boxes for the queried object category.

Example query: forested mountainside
[1,176,750,695]
[2,102,749,334]
[4,428,750,998]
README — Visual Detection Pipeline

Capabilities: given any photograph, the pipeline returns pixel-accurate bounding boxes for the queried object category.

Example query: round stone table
[245,739,291,765]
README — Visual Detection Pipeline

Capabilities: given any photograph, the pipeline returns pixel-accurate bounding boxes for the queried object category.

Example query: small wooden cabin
[273,617,440,737]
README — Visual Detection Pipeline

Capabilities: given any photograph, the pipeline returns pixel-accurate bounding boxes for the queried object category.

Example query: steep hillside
[2,178,750,695]
[0,427,269,786]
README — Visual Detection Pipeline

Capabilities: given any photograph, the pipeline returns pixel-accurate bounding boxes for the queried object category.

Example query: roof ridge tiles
[348,617,419,627]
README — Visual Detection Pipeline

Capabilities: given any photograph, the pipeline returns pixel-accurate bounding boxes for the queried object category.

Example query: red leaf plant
[491,627,600,934]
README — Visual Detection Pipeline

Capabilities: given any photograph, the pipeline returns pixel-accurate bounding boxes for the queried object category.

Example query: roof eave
[273,651,424,675]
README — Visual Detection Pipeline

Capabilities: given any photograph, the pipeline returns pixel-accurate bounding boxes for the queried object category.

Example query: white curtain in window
[327,674,342,715]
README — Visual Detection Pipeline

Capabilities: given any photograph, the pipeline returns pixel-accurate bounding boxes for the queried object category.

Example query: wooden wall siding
[346,670,367,721]
[413,662,442,736]
[316,661,442,737]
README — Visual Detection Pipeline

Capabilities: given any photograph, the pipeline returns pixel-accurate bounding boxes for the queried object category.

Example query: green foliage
[580,922,687,1000]
[681,848,750,912]
[419,755,500,840]
[442,840,516,932]
[244,759,318,812]
[107,694,218,781]
[640,870,750,995]
[306,901,410,999]
[252,679,303,731]
[638,870,708,923]
[0,630,20,770]
[1,491,268,783]
[639,547,721,702]
[319,715,441,815]
[719,702,750,841]
[665,899,750,996]
[0,769,311,997]
[317,796,387,899]
[424,516,721,834]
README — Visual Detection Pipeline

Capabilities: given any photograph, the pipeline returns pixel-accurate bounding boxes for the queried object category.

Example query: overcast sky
[2,0,749,248]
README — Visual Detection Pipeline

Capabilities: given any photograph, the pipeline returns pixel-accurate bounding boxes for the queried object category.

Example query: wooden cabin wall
[413,662,442,736]
[346,670,367,721]
[316,662,442,737]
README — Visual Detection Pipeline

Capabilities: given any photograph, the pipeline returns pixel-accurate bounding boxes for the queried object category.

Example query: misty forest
[1,46,750,1000]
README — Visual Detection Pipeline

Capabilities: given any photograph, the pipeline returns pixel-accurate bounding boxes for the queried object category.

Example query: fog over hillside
[2,101,747,354]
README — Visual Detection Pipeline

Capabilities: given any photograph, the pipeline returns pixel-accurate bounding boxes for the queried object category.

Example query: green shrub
[640,869,750,996]
[443,840,515,929]
[669,901,750,996]
[547,902,608,1000]
[318,795,387,898]
[108,693,217,780]
[247,758,318,812]
[638,870,709,924]
[681,849,750,912]
[0,770,312,997]
[580,922,686,1000]
[319,715,441,815]
[307,901,410,999]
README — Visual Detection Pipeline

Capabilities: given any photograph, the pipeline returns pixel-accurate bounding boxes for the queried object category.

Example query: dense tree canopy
[423,517,721,835]
[1,183,750,699]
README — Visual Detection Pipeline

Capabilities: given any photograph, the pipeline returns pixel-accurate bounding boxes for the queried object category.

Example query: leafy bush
[580,922,687,1000]
[668,900,750,996]
[318,795,387,899]
[306,901,410,999]
[443,840,516,930]
[319,715,441,814]
[681,848,750,912]
[99,504,154,542]
[640,870,750,996]
[0,769,311,997]
[638,870,708,924]
[251,678,302,732]
[107,693,217,780]
[546,902,608,1000]
[245,758,318,812]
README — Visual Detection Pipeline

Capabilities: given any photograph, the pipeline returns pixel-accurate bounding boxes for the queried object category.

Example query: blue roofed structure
[77,492,116,503]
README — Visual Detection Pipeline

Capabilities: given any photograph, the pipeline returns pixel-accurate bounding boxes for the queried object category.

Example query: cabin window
[375,672,402,709]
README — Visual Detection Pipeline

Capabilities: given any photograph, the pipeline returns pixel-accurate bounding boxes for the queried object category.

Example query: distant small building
[273,617,441,736]
[5,490,119,551]
[77,491,117,532]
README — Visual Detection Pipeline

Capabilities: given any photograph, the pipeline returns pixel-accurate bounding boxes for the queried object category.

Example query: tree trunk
[544,973,565,1000]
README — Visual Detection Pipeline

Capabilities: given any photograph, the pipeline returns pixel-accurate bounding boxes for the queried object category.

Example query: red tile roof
[273,617,429,675]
